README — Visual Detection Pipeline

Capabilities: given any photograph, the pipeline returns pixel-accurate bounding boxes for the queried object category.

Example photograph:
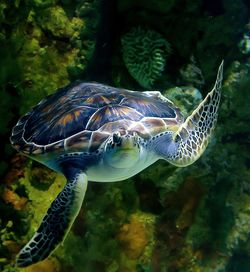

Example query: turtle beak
[120,136,134,150]
[105,134,140,169]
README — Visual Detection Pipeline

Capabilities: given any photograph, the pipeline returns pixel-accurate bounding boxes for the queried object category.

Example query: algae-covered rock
[179,56,205,88]
[0,0,99,116]
[163,86,202,116]
[36,6,77,38]
[10,8,81,114]
[117,212,155,260]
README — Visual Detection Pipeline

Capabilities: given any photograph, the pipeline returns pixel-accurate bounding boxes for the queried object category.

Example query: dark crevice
[201,0,225,16]
[82,0,120,84]
[135,178,164,214]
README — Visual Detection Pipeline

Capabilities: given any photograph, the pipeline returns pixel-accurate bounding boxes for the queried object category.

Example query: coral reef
[121,27,171,88]
[1,0,250,272]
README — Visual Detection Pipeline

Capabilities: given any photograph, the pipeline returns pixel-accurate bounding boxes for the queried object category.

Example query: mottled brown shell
[10,82,184,155]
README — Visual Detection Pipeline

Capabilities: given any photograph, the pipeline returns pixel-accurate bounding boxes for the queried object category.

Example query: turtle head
[104,131,141,169]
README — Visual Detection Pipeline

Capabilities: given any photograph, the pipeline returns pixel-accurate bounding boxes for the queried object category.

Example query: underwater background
[0,0,250,271]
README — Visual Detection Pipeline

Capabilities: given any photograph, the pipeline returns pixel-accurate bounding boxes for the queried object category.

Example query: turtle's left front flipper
[162,61,223,167]
[16,168,88,267]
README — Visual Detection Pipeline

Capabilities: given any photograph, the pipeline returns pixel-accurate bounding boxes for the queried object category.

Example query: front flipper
[16,168,88,267]
[160,61,223,167]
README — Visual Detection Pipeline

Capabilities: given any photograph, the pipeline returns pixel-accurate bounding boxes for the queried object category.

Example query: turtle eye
[113,133,121,144]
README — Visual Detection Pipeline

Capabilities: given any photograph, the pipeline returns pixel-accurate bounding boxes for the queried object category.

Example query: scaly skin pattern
[167,61,223,166]
[16,169,88,267]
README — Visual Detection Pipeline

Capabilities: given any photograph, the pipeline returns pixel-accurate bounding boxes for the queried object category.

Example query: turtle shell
[10,82,184,155]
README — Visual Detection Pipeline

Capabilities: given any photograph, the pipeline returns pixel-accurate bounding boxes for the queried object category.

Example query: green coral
[121,27,171,88]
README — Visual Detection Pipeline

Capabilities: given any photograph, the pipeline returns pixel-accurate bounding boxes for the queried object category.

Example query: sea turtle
[10,61,223,267]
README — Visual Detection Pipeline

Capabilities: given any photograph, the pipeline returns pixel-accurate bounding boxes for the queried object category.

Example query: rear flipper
[16,169,88,267]
[161,61,223,166]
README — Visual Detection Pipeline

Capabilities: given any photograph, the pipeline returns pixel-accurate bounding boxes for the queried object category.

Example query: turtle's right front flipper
[157,61,223,167]
[16,168,88,267]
